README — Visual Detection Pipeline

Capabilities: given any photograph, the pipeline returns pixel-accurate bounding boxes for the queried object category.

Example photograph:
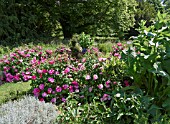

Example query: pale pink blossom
[98,84,103,90]
[62,97,66,102]
[85,75,91,80]
[51,98,56,103]
[39,84,45,90]
[48,77,54,83]
[93,74,98,80]
[89,87,93,92]
[105,80,111,88]
[42,92,47,97]
[64,67,70,74]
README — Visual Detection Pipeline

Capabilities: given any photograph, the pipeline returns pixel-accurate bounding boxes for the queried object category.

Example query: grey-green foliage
[0,96,58,124]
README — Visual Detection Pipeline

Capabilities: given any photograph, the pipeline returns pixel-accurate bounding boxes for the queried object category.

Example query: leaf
[147,104,162,116]
[162,97,170,113]
[150,62,170,85]
[121,86,136,91]
[117,113,124,120]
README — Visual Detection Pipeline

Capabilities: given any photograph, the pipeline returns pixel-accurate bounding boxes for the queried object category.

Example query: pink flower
[46,50,53,55]
[55,71,60,75]
[114,53,121,59]
[42,92,47,97]
[82,58,86,63]
[64,67,70,74]
[114,53,120,57]
[113,81,117,85]
[124,80,130,86]
[33,88,40,96]
[72,81,78,86]
[14,75,20,81]
[85,75,91,80]
[89,87,93,92]
[37,69,43,74]
[31,57,37,64]
[39,98,44,102]
[25,72,31,75]
[48,69,55,75]
[98,84,103,90]
[78,63,83,67]
[48,77,54,83]
[100,94,111,102]
[69,86,74,93]
[51,98,56,103]
[56,86,62,92]
[42,69,48,73]
[98,58,107,62]
[32,75,36,80]
[105,80,111,88]
[117,42,122,46]
[62,84,69,90]
[47,88,53,94]
[49,60,55,65]
[61,97,66,103]
[93,74,98,80]
[39,84,45,90]
[4,59,10,64]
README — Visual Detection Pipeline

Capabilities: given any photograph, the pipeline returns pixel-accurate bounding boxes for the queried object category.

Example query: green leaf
[162,97,170,113]
[117,113,124,120]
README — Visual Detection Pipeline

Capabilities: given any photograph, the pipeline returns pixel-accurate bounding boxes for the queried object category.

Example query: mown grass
[0,81,31,105]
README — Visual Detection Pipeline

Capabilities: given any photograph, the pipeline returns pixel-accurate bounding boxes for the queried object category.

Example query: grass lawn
[0,81,31,105]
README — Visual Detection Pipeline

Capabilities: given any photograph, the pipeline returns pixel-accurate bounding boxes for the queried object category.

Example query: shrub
[56,91,152,124]
[78,32,94,49]
[121,12,170,114]
[0,96,58,124]
[98,42,113,53]
[30,45,127,104]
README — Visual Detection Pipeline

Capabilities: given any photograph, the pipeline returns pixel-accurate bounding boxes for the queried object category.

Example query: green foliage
[136,0,157,22]
[0,0,57,42]
[79,32,94,48]
[122,12,170,114]
[98,42,113,53]
[48,0,137,39]
[56,91,154,124]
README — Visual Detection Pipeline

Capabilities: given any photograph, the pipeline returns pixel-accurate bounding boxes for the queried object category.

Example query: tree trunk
[59,19,73,40]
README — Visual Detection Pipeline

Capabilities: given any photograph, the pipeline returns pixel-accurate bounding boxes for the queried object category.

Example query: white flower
[127,98,131,101]
[115,93,121,98]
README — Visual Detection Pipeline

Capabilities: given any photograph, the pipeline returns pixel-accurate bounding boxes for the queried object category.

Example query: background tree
[0,0,137,42]
[53,0,137,39]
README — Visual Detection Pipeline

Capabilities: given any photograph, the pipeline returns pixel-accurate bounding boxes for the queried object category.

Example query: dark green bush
[0,0,56,43]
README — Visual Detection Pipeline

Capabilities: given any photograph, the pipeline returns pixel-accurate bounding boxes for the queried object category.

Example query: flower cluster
[1,43,128,104]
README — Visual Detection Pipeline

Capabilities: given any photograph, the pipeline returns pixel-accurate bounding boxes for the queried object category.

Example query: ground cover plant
[0,96,58,124]
[0,16,170,123]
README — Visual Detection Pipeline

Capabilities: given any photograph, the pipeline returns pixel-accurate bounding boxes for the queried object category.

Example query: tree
[0,0,137,41]
[48,0,137,39]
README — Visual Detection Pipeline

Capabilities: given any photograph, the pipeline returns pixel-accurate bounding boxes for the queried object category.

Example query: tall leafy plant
[122,12,170,114]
